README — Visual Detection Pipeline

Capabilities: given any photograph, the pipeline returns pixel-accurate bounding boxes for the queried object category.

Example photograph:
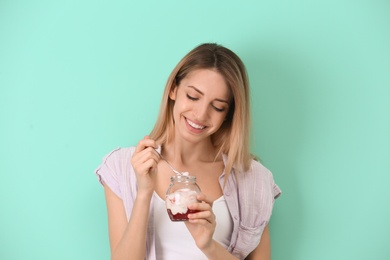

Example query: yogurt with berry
[166,188,199,221]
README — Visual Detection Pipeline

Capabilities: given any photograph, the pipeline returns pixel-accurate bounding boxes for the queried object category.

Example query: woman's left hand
[185,194,216,251]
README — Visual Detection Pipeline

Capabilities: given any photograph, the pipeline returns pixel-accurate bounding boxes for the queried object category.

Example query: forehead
[179,69,231,98]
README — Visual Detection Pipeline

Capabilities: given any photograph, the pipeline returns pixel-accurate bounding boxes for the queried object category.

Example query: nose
[193,101,209,122]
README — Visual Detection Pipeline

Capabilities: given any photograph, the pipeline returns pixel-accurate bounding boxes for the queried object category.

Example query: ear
[169,86,178,100]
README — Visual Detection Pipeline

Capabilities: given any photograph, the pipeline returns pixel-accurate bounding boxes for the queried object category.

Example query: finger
[187,218,213,225]
[143,135,159,148]
[188,202,212,212]
[188,212,216,225]
[131,147,160,174]
[188,206,215,224]
[132,146,160,168]
[136,158,159,175]
[135,147,160,163]
[188,209,213,220]
[134,137,158,153]
[196,194,214,208]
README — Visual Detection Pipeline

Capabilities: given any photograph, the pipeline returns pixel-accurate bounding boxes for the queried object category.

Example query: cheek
[174,97,192,112]
[213,113,227,126]
[172,100,189,120]
[172,104,180,120]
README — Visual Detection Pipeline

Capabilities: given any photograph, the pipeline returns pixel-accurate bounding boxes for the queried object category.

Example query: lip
[184,117,207,133]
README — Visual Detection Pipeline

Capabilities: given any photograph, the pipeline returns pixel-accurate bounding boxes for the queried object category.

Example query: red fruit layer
[167,209,200,221]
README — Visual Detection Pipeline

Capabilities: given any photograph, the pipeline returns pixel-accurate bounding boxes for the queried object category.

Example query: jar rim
[170,175,196,182]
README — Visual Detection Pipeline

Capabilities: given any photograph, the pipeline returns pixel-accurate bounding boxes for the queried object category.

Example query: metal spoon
[157,150,189,176]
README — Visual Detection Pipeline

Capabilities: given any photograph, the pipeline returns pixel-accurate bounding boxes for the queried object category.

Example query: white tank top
[153,192,233,259]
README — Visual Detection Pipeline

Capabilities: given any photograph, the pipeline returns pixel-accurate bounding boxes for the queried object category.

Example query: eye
[213,105,226,112]
[186,94,198,101]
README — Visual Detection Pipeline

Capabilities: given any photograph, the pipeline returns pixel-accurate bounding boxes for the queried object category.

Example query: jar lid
[170,175,196,182]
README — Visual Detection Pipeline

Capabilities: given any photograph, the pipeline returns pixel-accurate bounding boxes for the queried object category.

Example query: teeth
[187,119,205,129]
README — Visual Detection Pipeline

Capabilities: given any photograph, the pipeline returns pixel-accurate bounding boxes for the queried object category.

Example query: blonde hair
[150,43,253,176]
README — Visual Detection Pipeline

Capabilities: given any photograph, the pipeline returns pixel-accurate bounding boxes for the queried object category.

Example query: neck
[162,137,218,167]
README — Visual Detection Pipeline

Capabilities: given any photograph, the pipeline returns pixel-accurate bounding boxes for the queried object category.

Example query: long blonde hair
[150,43,253,176]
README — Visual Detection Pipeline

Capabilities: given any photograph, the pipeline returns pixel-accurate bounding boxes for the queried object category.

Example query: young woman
[95,43,281,260]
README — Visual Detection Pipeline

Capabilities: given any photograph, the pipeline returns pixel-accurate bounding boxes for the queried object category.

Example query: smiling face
[169,69,231,144]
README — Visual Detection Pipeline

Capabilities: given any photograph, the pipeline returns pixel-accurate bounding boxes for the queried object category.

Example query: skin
[104,69,271,260]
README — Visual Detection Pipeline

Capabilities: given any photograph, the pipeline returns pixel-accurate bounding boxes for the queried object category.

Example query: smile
[186,118,206,130]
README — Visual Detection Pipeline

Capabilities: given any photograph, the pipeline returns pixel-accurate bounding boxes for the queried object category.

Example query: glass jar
[165,175,201,221]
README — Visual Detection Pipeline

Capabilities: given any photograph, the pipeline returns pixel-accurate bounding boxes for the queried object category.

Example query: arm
[104,185,152,260]
[200,240,240,260]
[245,225,271,260]
[186,194,271,260]
[201,224,271,260]
[104,136,159,260]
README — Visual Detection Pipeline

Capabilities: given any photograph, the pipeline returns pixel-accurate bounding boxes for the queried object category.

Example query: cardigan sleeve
[273,178,282,199]
[94,147,123,199]
[232,160,281,259]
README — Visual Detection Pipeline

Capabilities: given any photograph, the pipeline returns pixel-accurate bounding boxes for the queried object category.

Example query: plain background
[1,0,389,259]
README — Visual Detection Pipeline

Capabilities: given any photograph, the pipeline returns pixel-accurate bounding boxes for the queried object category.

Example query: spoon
[157,150,189,176]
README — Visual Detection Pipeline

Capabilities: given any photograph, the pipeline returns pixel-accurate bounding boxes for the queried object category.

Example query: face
[169,69,231,144]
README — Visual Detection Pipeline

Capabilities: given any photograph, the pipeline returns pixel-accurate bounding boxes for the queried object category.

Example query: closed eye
[213,106,226,112]
[186,94,198,101]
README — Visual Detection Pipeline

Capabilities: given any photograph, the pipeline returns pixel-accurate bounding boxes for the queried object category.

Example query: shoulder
[95,146,136,184]
[234,158,281,220]
[236,159,274,187]
[103,146,136,161]
[99,146,136,167]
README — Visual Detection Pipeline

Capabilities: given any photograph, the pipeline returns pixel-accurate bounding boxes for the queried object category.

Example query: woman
[95,43,281,260]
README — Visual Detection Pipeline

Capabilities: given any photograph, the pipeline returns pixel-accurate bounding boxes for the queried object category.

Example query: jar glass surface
[165,175,201,221]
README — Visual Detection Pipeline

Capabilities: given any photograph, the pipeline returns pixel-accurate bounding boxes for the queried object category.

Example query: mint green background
[1,1,389,259]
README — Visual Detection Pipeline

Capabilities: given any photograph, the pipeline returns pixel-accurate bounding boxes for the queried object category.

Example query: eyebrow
[187,86,230,104]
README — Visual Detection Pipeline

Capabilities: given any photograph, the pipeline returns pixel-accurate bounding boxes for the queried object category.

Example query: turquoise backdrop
[1,0,389,259]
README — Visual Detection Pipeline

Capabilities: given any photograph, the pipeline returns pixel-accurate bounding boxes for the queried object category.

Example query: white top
[153,192,233,259]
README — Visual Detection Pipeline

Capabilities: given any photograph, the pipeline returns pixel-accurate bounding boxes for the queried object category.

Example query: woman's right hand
[131,136,160,194]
